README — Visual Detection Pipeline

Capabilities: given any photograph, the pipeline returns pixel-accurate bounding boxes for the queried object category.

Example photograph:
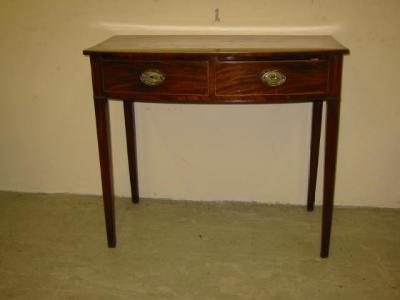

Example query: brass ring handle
[140,69,165,86]
[260,70,287,87]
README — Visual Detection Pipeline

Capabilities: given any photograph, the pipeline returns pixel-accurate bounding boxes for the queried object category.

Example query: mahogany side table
[83,35,349,258]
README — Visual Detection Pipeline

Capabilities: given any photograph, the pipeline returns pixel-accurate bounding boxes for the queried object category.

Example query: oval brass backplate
[140,69,165,86]
[260,70,286,87]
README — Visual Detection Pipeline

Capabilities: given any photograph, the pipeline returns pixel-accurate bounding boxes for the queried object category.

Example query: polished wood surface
[93,96,116,248]
[215,60,329,96]
[91,55,116,247]
[84,35,349,55]
[84,35,348,258]
[307,101,323,211]
[321,54,343,258]
[124,102,139,204]
[103,60,208,96]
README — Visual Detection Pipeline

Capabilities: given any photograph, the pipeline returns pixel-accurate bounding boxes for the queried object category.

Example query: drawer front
[102,61,209,96]
[215,60,329,96]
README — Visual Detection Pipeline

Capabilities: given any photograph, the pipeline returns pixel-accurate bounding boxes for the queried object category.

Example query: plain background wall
[0,0,399,208]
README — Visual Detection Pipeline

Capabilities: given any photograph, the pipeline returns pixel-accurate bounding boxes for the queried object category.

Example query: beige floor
[0,191,399,299]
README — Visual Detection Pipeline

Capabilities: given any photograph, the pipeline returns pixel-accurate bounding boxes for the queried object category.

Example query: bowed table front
[83,35,349,258]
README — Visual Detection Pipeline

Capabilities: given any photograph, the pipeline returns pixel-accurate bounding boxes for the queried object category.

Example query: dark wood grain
[85,35,348,257]
[124,101,140,204]
[94,97,116,248]
[102,60,208,96]
[101,90,335,104]
[307,101,323,211]
[90,55,116,247]
[215,60,329,96]
[83,35,349,55]
[321,99,340,258]
[320,55,343,258]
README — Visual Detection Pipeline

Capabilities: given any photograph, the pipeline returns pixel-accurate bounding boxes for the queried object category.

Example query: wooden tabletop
[83,35,349,55]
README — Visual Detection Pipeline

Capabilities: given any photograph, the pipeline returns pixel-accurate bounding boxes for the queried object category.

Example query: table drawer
[102,60,209,96]
[215,60,329,96]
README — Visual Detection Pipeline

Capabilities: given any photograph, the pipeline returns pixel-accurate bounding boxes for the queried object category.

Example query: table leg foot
[94,96,117,247]
[320,99,340,258]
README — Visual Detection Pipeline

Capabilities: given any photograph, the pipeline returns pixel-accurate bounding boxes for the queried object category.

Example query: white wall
[0,0,399,208]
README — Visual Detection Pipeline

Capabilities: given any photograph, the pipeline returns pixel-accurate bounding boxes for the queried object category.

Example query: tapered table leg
[307,101,323,211]
[124,101,140,203]
[94,97,116,247]
[320,99,340,258]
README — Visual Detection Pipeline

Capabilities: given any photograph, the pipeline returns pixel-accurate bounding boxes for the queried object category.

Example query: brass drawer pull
[140,69,165,86]
[260,70,286,87]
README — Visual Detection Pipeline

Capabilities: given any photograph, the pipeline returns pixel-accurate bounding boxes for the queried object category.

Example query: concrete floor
[0,191,399,299]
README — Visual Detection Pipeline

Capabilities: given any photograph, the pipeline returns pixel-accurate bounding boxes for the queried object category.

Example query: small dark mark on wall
[214,8,221,22]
